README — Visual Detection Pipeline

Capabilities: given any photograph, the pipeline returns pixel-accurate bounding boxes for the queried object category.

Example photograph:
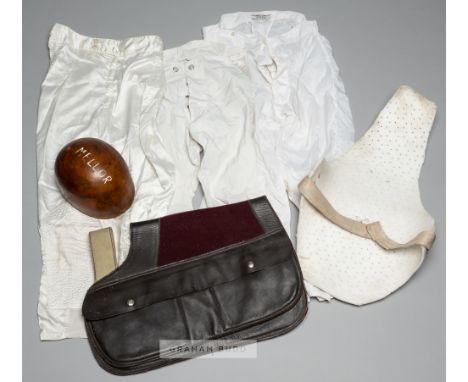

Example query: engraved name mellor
[74,147,113,184]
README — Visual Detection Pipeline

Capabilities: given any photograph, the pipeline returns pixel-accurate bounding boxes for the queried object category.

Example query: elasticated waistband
[48,23,163,58]
[163,40,230,63]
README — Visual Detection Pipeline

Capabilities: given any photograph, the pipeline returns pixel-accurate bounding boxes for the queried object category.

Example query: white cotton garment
[150,40,291,232]
[297,86,437,305]
[203,11,355,206]
[36,24,173,340]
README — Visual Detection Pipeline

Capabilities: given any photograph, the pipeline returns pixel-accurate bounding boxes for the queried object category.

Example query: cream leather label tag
[89,227,117,281]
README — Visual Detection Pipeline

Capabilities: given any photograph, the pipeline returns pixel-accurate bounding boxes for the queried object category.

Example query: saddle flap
[82,230,298,320]
[81,197,306,374]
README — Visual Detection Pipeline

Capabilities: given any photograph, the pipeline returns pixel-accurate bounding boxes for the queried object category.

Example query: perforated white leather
[297,86,437,305]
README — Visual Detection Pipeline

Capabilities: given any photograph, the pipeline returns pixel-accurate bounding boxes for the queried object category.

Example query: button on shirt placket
[170,62,191,119]
[184,60,197,119]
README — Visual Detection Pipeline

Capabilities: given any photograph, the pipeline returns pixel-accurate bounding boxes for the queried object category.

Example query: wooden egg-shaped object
[55,138,135,219]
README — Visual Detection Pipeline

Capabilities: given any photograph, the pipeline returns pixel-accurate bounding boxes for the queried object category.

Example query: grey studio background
[22,0,445,381]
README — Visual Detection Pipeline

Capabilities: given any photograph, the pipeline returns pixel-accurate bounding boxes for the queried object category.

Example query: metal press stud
[172,66,179,72]
[127,298,135,307]
[247,261,255,269]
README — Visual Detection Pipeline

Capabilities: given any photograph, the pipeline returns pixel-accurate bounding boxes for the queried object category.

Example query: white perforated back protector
[297,86,437,305]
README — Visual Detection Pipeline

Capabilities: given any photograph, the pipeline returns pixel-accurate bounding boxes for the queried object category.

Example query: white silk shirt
[203,11,355,206]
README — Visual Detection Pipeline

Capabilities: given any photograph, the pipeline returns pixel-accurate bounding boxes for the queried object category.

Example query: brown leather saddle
[82,196,308,375]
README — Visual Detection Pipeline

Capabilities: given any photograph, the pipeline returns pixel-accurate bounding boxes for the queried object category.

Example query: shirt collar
[218,11,306,41]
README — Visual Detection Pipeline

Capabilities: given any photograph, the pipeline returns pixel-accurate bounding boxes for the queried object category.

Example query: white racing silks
[37,24,169,339]
[37,13,357,338]
[203,11,355,206]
